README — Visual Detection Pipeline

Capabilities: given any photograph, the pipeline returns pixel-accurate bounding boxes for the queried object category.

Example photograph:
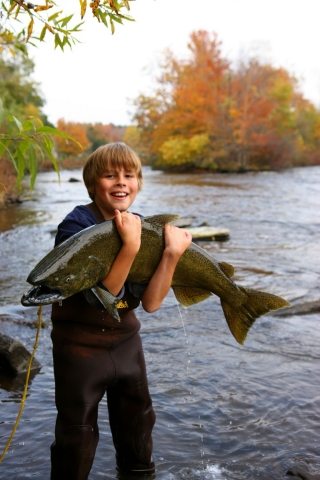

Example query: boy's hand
[114,209,141,254]
[163,224,192,258]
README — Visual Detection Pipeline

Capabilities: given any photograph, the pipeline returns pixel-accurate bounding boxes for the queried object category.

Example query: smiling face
[94,169,140,218]
[82,143,143,219]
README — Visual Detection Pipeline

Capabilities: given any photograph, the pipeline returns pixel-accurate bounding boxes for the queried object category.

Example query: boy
[50,142,192,479]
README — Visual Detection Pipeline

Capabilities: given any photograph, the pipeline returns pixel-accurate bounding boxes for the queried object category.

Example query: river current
[0,166,319,479]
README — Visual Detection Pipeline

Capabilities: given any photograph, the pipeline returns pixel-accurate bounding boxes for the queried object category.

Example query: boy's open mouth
[111,192,128,197]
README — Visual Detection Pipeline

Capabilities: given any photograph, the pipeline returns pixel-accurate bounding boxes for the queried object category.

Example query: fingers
[164,223,192,240]
[114,209,122,226]
[114,210,141,227]
[164,224,192,255]
[113,210,141,247]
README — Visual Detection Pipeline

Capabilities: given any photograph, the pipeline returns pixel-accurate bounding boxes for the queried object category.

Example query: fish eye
[65,274,75,284]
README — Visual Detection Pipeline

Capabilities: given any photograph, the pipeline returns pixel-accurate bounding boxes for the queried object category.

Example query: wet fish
[21,214,289,344]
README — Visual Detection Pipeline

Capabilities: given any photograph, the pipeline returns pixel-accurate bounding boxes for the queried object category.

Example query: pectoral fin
[90,287,121,322]
[172,286,211,306]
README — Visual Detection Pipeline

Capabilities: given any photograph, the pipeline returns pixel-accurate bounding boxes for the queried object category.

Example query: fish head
[21,254,106,306]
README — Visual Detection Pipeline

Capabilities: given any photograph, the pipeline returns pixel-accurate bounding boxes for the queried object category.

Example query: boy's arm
[100,210,141,295]
[141,224,192,313]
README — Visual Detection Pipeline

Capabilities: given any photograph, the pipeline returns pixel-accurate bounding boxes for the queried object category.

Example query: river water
[0,166,319,479]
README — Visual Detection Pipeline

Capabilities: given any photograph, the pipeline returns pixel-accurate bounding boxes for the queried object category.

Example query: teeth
[113,193,127,197]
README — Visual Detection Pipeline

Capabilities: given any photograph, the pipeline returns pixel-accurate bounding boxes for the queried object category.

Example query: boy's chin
[113,202,132,212]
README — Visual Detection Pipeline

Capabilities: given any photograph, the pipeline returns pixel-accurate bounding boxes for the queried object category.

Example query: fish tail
[221,288,289,345]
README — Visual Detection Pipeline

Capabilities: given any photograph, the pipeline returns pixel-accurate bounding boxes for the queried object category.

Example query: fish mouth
[21,285,64,306]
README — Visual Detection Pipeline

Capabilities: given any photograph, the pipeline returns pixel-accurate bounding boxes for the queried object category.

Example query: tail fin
[221,288,289,345]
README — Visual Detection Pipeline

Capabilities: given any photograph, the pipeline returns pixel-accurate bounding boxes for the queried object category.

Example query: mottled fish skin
[21,214,289,344]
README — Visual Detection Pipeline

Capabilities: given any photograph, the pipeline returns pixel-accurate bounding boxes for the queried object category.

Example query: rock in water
[0,333,41,376]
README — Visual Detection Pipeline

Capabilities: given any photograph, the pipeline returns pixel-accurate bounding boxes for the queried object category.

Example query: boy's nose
[116,173,126,185]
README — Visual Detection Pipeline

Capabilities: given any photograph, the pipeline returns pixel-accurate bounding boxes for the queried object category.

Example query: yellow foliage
[24,104,41,118]
[159,134,209,167]
[81,0,88,18]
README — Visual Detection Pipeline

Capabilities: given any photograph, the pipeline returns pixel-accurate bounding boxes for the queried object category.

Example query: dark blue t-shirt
[55,205,99,246]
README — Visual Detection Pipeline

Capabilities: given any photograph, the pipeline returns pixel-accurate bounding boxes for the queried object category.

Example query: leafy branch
[0,0,135,50]
[0,102,81,188]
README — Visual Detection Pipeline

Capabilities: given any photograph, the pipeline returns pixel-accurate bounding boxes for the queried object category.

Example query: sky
[30,0,320,126]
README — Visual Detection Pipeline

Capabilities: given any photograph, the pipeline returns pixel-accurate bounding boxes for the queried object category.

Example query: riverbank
[0,154,87,208]
[0,160,20,207]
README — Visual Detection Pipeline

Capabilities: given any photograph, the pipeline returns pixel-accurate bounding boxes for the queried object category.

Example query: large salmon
[21,214,289,344]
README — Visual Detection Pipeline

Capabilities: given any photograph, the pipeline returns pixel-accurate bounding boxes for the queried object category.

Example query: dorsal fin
[144,214,180,226]
[218,261,235,278]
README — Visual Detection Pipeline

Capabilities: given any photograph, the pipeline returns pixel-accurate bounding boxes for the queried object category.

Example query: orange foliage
[133,30,320,171]
[55,119,91,156]
[153,31,229,150]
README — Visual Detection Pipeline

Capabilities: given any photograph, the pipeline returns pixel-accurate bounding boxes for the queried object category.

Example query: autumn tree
[86,122,124,151]
[133,30,320,171]
[55,119,91,158]
[122,125,150,161]
[0,51,62,196]
[294,98,320,164]
[226,60,320,169]
[134,30,230,169]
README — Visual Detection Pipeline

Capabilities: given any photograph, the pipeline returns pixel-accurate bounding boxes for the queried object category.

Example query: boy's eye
[101,171,136,179]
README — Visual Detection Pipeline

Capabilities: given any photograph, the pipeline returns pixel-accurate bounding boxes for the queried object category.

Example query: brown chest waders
[50,297,155,479]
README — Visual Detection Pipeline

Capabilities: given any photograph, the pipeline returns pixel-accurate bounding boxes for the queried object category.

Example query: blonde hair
[83,142,143,200]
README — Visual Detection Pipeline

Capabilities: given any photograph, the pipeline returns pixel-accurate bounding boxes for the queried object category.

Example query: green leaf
[0,99,5,123]
[54,33,63,50]
[56,14,74,27]
[1,2,9,14]
[116,12,134,21]
[16,147,26,184]
[22,118,36,131]
[39,25,48,41]
[11,115,23,132]
[48,10,63,22]
[0,138,16,165]
[37,125,61,134]
[109,13,124,24]
[71,22,83,32]
[27,147,38,188]
[62,35,70,47]
[110,17,115,34]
